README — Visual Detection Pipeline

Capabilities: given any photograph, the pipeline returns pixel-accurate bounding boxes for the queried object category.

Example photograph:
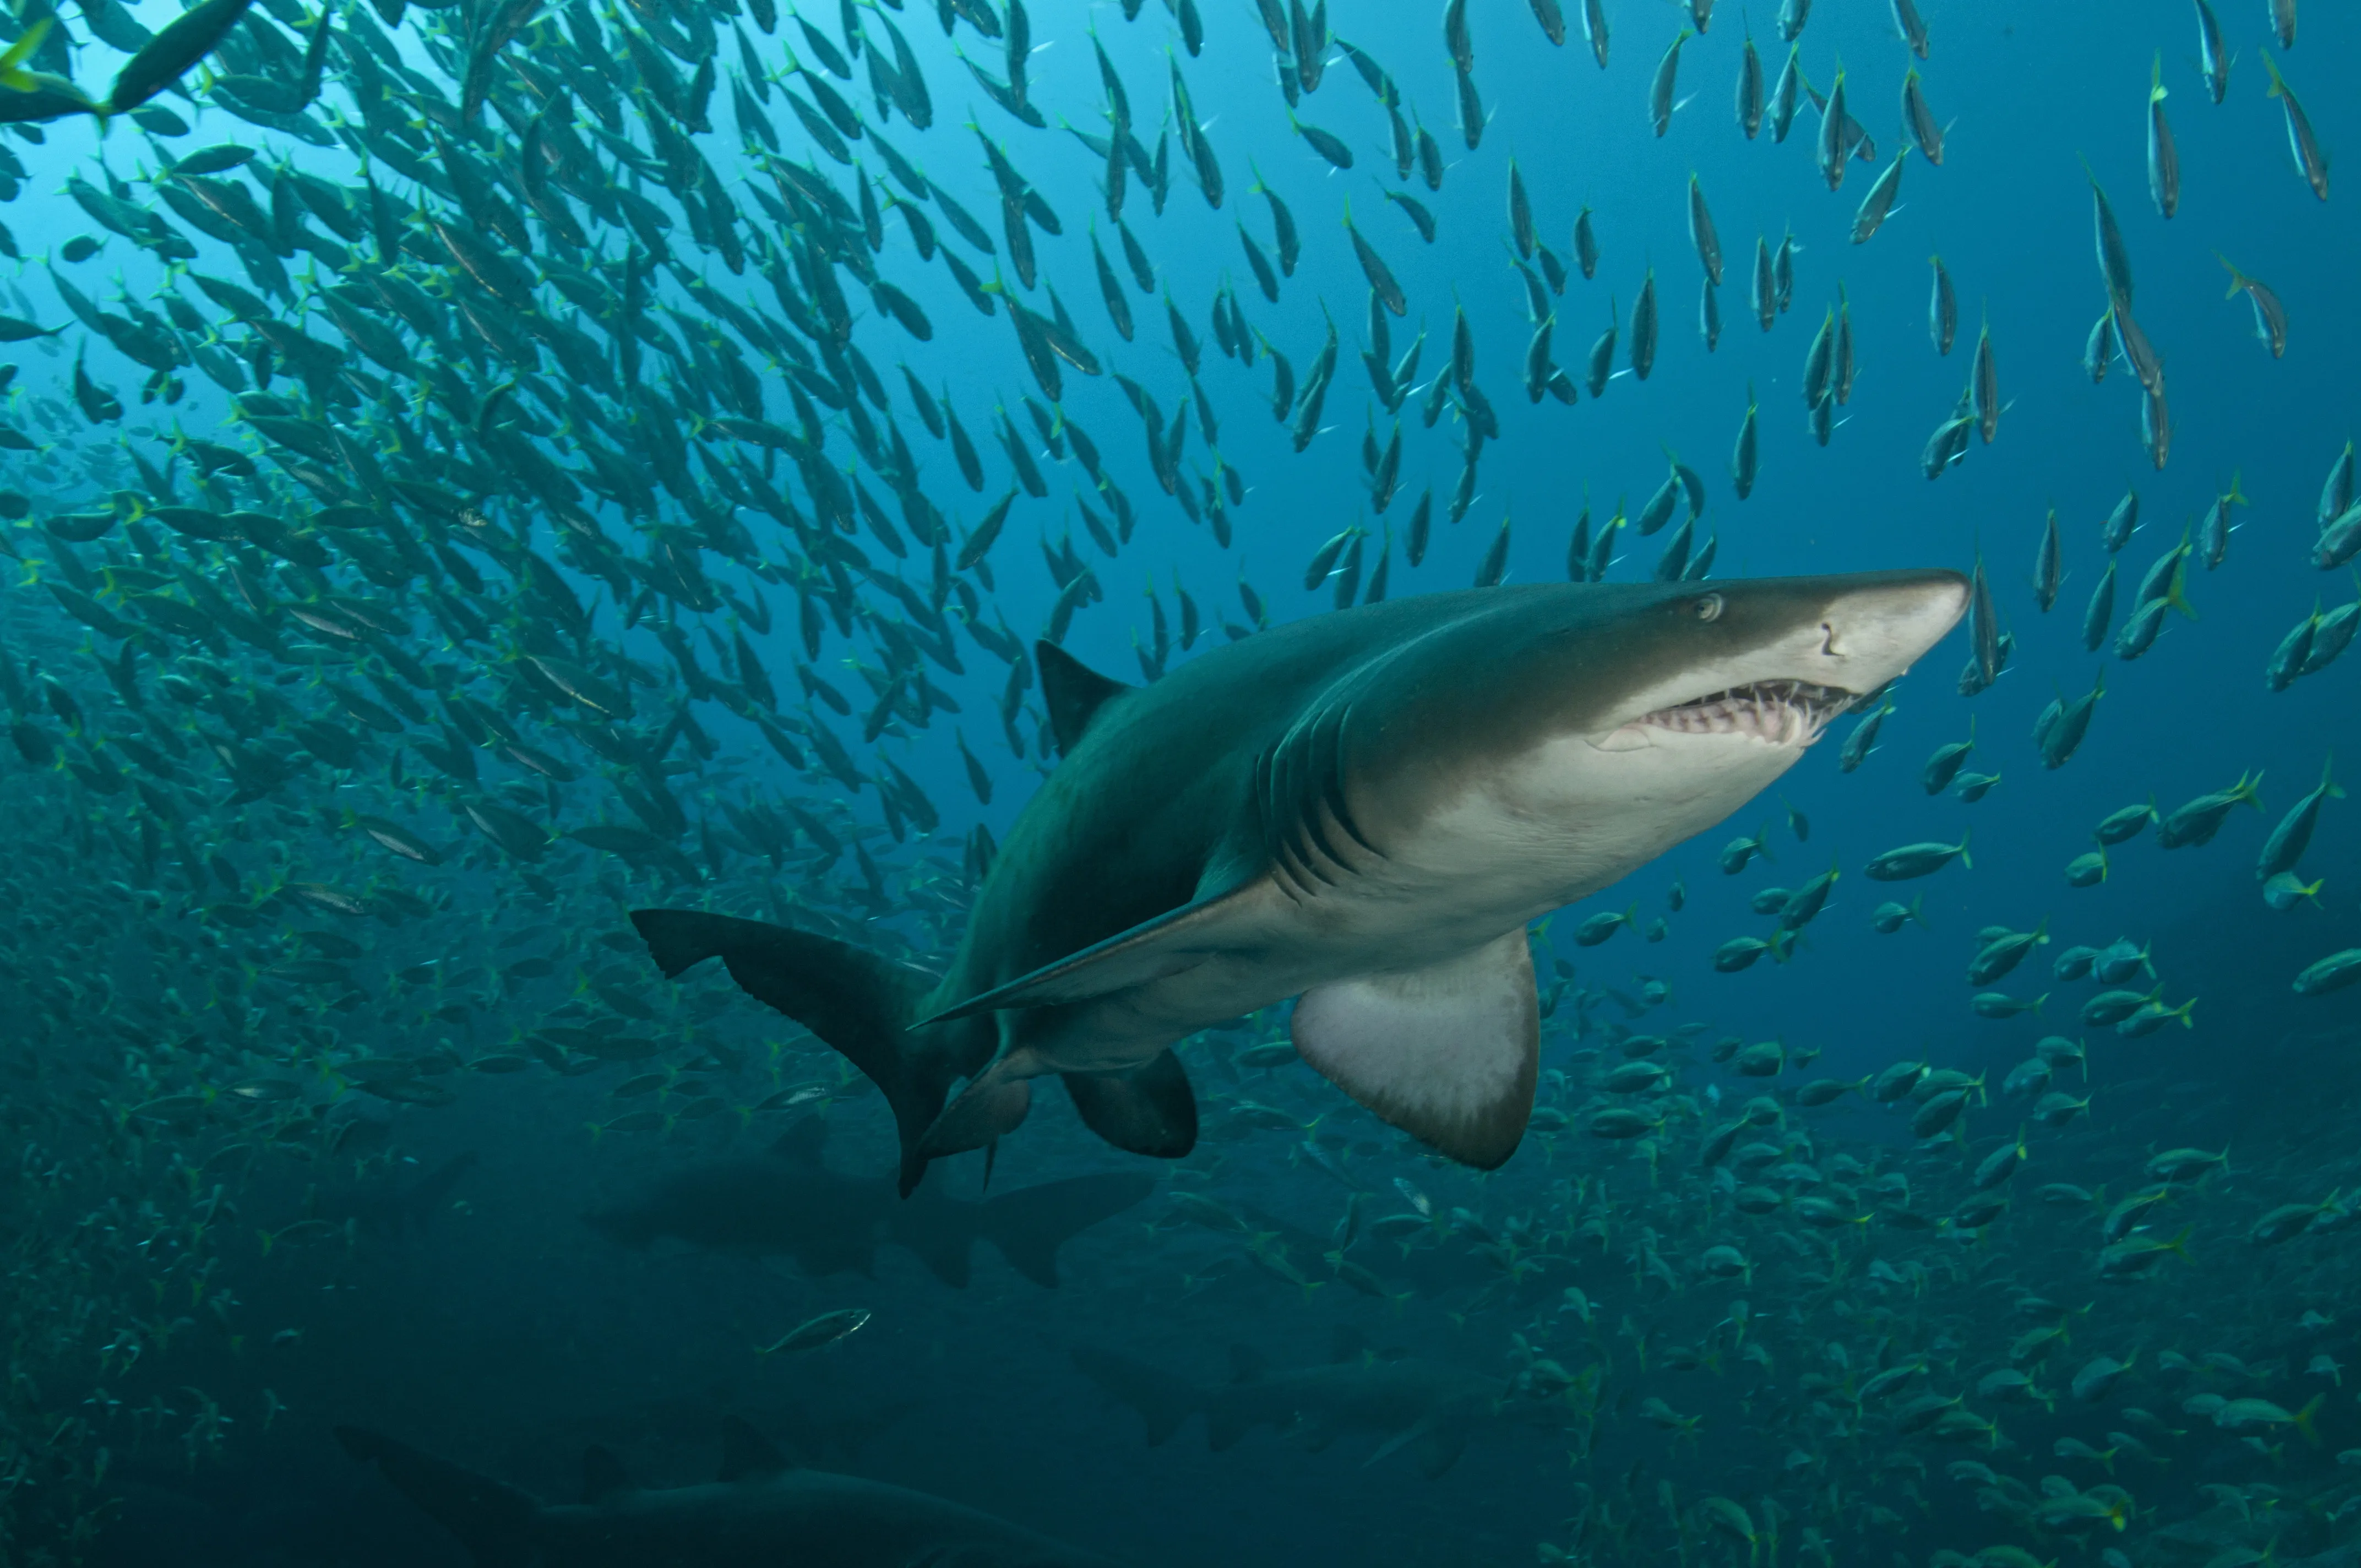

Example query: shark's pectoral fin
[1062,1050,1197,1160]
[335,1427,538,1564]
[1291,928,1538,1171]
[915,879,1272,1025]
[1362,1417,1433,1469]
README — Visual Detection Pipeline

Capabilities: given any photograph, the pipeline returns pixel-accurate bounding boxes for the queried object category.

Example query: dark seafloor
[0,0,2357,1564]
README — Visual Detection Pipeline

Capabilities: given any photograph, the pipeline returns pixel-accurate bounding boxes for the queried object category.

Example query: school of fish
[0,0,2355,1562]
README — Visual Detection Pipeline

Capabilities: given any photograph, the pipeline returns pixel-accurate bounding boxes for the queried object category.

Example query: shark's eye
[1691,594,1724,622]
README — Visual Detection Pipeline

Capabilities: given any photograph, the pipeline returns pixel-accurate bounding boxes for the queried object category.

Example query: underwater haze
[1,0,2358,1564]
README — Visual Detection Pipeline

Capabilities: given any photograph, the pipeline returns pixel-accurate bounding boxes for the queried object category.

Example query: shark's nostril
[1820,622,1840,656]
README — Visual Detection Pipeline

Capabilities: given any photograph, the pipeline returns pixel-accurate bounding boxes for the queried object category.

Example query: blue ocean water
[0,0,2354,1564]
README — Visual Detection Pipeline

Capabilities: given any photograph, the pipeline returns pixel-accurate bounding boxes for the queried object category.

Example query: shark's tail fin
[1071,1345,1203,1446]
[630,910,951,1195]
[336,1427,537,1567]
[981,1171,1160,1286]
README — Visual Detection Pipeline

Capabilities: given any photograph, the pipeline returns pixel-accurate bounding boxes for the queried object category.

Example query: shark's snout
[1814,570,1972,689]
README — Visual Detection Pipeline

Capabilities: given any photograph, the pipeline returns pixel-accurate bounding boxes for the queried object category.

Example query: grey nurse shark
[1072,1340,1556,1479]
[585,1116,1154,1287]
[636,571,1967,1190]
[339,1419,1125,1566]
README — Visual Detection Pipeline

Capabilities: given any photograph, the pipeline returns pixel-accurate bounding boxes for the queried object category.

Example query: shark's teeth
[1639,680,1852,743]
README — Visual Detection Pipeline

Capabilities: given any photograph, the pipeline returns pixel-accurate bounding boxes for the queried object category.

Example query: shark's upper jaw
[1631,679,1856,747]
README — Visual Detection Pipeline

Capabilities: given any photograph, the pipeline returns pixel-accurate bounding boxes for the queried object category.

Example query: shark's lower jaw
[1635,679,1854,745]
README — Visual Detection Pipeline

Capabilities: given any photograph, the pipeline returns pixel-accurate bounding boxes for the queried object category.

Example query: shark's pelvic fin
[916,879,1270,1025]
[1036,640,1135,755]
[629,908,950,1196]
[920,1059,1035,1159]
[926,1049,1200,1164]
[1291,928,1539,1170]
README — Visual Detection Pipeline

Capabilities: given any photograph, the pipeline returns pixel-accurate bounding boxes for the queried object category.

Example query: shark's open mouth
[1639,680,1854,743]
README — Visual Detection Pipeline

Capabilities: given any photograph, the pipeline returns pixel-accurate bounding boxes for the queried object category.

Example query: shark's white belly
[1038,728,1808,1072]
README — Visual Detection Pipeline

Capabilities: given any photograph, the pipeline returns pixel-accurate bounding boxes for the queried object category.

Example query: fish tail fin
[2220,253,2249,298]
[2297,1393,2324,1446]
[335,1427,537,1566]
[1071,1345,1203,1447]
[2165,558,2199,621]
[2262,50,2286,96]
[1957,827,1973,870]
[980,1170,1158,1286]
[629,909,956,1196]
[0,17,50,79]
[1908,894,1929,930]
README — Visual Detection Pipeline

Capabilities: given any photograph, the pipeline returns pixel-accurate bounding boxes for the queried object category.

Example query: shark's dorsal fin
[1291,928,1539,1172]
[717,1416,792,1483]
[581,1445,630,1504]
[770,1117,829,1165]
[1036,641,1133,756]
